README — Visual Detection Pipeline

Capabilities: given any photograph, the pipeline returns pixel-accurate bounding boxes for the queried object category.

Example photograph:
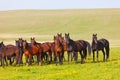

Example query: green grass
[0,47,120,80]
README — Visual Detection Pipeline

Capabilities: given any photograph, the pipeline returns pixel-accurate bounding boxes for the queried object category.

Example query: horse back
[0,45,20,57]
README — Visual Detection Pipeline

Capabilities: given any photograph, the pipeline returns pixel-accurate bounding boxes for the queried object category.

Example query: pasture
[0,9,120,80]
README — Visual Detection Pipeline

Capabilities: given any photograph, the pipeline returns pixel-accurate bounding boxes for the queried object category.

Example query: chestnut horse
[22,40,42,66]
[31,38,53,63]
[54,36,64,65]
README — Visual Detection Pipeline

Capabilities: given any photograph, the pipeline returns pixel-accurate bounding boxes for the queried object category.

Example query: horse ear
[1,41,3,44]
[33,37,35,39]
[68,33,69,36]
[95,34,97,36]
[54,36,56,39]
[65,33,66,36]
[57,33,59,36]
[60,33,62,36]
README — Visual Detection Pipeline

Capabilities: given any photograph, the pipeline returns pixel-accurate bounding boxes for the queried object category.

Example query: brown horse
[57,33,67,61]
[57,33,67,51]
[54,36,64,65]
[22,40,42,66]
[31,38,53,63]
[0,42,21,67]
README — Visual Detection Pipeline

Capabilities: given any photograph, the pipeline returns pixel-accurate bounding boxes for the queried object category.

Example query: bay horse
[31,37,52,63]
[0,42,21,67]
[54,36,64,65]
[22,40,42,66]
[91,34,110,62]
[65,33,88,64]
[57,33,67,61]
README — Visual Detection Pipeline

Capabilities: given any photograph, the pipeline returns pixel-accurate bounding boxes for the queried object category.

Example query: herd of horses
[0,33,110,67]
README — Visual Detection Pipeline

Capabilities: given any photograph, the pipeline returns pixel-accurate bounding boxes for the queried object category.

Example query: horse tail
[85,41,91,56]
[105,40,110,59]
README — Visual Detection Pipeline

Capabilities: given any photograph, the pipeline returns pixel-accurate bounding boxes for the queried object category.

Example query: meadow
[0,9,120,80]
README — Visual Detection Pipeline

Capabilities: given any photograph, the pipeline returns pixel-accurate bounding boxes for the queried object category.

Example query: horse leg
[37,54,42,66]
[58,52,61,65]
[79,51,84,64]
[93,50,95,62]
[60,52,64,65]
[25,55,29,66]
[5,57,8,66]
[105,46,109,61]
[20,50,23,64]
[29,55,33,66]
[84,49,87,59]
[71,52,73,61]
[102,49,105,62]
[55,53,58,66]
[96,50,99,62]
[67,51,70,63]
[49,51,52,63]
[2,56,5,67]
[74,52,78,63]
[9,57,13,65]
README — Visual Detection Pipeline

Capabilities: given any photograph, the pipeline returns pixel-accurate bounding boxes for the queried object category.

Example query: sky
[0,0,120,11]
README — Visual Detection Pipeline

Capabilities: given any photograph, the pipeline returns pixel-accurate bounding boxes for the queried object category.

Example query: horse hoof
[26,63,29,66]
[38,62,41,66]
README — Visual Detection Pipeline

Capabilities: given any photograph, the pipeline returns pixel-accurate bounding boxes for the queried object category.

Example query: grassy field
[0,9,120,80]
[0,47,120,80]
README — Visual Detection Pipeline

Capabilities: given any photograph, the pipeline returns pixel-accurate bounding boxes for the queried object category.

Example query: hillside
[0,9,120,46]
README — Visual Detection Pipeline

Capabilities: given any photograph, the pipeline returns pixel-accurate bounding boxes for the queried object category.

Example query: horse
[77,40,91,59]
[54,36,64,65]
[57,33,67,61]
[0,42,4,66]
[65,33,88,64]
[22,40,42,66]
[57,33,67,51]
[30,37,52,63]
[15,38,24,64]
[0,42,21,67]
[91,34,110,62]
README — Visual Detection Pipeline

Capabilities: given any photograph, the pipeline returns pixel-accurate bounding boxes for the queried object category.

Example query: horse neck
[55,40,62,47]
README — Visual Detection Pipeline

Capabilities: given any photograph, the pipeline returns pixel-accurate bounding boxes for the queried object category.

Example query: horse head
[92,34,97,44]
[65,33,70,44]
[0,41,4,49]
[22,40,28,49]
[31,37,36,45]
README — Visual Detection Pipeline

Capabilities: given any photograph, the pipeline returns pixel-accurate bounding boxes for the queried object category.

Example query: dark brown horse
[92,34,110,62]
[15,38,24,64]
[0,42,21,67]
[65,33,89,64]
[54,36,64,65]
[22,40,42,66]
